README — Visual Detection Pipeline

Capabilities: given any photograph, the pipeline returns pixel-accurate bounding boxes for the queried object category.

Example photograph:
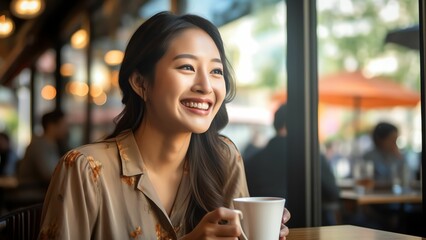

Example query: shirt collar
[115,129,146,177]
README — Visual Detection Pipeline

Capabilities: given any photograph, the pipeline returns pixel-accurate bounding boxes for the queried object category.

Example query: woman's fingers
[204,207,242,237]
[282,208,291,223]
[206,207,240,224]
[279,208,290,240]
[279,223,289,238]
[215,224,242,238]
[181,207,243,239]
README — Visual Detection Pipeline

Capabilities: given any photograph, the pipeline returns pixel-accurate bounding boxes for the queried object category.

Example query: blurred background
[0,0,423,236]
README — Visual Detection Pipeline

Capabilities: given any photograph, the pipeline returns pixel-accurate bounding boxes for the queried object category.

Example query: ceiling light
[60,63,75,77]
[71,29,88,49]
[104,50,124,66]
[41,85,56,100]
[0,14,14,38]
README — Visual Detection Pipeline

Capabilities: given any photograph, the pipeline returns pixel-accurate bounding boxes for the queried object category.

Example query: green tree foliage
[318,0,420,89]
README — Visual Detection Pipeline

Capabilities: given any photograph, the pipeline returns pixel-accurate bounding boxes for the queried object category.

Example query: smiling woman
[38,11,290,240]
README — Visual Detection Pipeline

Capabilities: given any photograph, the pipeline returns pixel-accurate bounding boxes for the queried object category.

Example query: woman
[39,11,290,239]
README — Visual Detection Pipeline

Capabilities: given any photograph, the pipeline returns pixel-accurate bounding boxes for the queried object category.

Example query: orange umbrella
[319,71,420,109]
[271,71,420,108]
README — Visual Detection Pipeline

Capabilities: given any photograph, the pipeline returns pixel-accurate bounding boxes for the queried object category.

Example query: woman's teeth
[183,101,209,110]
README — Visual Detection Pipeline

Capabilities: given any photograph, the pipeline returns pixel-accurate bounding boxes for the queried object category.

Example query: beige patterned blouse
[38,129,249,240]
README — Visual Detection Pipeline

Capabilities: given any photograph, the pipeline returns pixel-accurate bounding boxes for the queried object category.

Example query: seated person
[6,110,68,208]
[363,122,407,190]
[245,104,339,226]
[37,12,291,239]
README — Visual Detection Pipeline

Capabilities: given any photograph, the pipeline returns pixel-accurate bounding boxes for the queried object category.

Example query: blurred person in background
[245,104,289,198]
[11,110,68,206]
[245,104,339,226]
[360,121,418,233]
[363,122,408,190]
[320,154,341,226]
[0,132,19,176]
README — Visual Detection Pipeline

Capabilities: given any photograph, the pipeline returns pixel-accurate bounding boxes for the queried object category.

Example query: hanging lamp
[10,0,45,19]
[0,13,14,38]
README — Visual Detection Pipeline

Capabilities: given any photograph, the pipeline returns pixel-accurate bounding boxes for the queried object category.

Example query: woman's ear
[129,72,147,101]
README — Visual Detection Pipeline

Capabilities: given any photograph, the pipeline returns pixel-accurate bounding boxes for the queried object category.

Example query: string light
[71,29,88,49]
[10,0,45,19]
[104,50,124,66]
[0,13,14,38]
[41,84,56,100]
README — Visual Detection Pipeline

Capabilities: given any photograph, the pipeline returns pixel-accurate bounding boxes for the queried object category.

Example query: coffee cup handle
[233,210,248,240]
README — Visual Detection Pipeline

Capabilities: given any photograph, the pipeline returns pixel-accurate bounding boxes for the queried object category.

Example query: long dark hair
[108,11,236,231]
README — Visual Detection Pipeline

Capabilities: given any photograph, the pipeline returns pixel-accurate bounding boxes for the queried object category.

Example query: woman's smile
[180,99,213,117]
[181,101,209,110]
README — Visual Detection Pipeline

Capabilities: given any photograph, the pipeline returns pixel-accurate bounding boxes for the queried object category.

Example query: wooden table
[340,190,422,205]
[289,225,425,240]
[339,189,422,234]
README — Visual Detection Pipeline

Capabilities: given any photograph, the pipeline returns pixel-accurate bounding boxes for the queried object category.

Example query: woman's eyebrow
[211,58,222,64]
[173,53,197,60]
[173,54,222,64]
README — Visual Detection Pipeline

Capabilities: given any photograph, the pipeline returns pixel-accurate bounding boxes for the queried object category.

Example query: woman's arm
[221,136,250,206]
[38,150,100,239]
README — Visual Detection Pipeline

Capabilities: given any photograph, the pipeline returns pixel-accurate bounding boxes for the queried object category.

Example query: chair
[0,203,43,240]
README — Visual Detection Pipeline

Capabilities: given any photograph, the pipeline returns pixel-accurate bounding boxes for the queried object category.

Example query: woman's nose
[191,72,213,94]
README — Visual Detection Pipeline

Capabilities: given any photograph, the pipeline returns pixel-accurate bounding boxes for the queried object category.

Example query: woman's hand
[279,208,291,240]
[180,207,242,240]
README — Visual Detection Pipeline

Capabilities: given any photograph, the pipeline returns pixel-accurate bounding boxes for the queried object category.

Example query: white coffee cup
[233,197,285,240]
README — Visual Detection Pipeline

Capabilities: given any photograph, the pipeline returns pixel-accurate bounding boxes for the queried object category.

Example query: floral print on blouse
[38,129,249,240]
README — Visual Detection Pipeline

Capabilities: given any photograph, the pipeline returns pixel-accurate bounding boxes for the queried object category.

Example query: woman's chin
[191,128,209,134]
[189,124,211,134]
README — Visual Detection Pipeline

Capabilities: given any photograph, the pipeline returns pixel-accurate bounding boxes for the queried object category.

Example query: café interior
[0,0,425,239]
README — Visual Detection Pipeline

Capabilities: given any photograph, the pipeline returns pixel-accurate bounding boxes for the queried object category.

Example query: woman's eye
[178,65,194,71]
[211,69,223,75]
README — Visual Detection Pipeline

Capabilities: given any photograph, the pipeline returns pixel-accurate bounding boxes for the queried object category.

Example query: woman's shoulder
[219,135,243,164]
[68,138,112,155]
[60,138,117,167]
[219,134,239,150]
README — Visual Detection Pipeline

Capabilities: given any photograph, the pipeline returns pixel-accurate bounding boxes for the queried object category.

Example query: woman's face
[144,28,226,134]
